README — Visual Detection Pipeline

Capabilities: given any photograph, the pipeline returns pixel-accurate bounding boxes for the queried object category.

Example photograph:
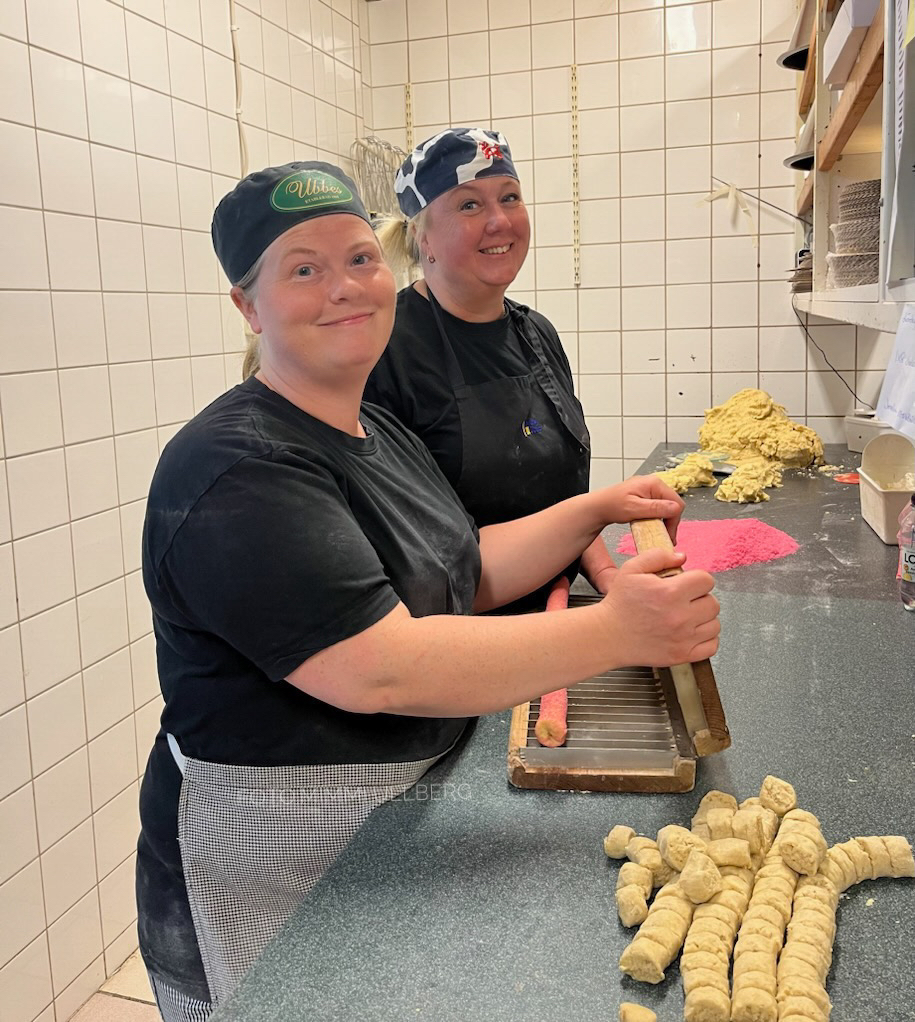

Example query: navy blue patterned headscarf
[394,128,519,219]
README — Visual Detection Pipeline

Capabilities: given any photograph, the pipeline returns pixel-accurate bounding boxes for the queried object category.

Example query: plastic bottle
[899,495,915,612]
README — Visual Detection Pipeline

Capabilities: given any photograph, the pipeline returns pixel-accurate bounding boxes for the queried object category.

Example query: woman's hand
[599,548,720,667]
[594,475,685,541]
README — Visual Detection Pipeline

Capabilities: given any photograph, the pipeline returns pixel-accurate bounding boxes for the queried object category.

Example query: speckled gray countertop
[212,445,915,1022]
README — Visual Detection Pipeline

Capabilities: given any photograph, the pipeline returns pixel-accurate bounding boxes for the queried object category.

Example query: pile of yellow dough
[657,390,825,504]
[604,775,915,1022]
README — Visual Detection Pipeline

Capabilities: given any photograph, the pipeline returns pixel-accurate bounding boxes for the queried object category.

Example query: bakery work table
[211,445,915,1022]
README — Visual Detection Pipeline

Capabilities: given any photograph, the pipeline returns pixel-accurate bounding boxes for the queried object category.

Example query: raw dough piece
[885,835,915,877]
[731,809,766,853]
[707,838,751,868]
[683,985,731,1022]
[682,969,730,996]
[605,825,636,858]
[759,775,797,816]
[715,457,782,503]
[616,886,649,927]
[730,987,777,1022]
[680,850,723,904]
[620,879,694,982]
[699,389,824,468]
[693,791,738,825]
[619,935,669,984]
[617,861,653,897]
[657,452,716,493]
[625,836,674,887]
[706,807,735,841]
[619,1004,656,1022]
[657,824,707,871]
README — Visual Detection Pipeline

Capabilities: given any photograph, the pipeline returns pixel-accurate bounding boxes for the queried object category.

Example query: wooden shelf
[797,174,813,217]
[818,1,885,172]
[798,8,818,117]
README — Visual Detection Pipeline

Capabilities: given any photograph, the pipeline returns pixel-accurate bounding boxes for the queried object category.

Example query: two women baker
[136,160,719,1021]
[368,128,618,607]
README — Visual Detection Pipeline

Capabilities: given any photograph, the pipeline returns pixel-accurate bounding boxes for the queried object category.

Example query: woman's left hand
[596,475,685,541]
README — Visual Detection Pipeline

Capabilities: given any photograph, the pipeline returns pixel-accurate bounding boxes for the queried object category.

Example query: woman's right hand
[598,548,720,668]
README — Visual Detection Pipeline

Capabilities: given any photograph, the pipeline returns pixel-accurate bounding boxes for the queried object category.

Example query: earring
[427,254,435,264]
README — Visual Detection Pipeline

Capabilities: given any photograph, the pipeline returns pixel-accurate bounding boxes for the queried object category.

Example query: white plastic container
[858,434,915,544]
[823,0,880,87]
[844,410,899,452]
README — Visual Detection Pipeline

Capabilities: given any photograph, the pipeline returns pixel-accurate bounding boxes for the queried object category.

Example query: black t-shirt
[142,376,481,768]
[364,285,581,499]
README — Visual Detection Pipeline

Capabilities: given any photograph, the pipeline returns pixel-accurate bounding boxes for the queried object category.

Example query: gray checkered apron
[157,734,444,1018]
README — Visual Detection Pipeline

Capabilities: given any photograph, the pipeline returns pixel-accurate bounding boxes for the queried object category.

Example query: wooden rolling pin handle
[629,518,682,578]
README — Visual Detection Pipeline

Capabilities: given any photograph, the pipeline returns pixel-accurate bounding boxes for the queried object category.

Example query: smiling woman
[134,160,718,1022]
[368,128,619,611]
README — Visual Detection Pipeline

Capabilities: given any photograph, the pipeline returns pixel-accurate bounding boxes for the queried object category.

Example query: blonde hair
[374,209,429,277]
[235,253,265,380]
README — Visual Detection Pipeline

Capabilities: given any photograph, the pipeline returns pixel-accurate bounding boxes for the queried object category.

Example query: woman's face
[233,216,396,382]
[421,176,530,296]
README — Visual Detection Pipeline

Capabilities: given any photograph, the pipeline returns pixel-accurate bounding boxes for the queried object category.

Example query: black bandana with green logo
[212,161,371,285]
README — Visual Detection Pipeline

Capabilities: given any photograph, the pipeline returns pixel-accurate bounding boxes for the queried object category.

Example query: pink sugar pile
[616,518,799,573]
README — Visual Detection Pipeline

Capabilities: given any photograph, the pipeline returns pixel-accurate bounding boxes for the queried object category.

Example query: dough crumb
[619,1002,657,1022]
[865,897,875,906]
[657,453,717,494]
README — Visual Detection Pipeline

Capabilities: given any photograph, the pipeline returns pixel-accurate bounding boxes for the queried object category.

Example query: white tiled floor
[70,950,158,1021]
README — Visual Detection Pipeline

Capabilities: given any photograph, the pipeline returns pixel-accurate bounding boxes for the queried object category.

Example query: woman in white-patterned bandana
[137,160,719,1022]
[368,128,618,613]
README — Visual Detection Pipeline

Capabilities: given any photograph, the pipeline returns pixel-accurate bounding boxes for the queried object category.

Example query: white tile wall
[0,1,369,1018]
[364,0,895,487]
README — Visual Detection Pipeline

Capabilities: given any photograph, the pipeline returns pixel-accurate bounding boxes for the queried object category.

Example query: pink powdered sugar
[616,518,799,573]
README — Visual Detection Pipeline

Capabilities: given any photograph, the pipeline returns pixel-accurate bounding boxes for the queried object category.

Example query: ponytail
[374,209,428,277]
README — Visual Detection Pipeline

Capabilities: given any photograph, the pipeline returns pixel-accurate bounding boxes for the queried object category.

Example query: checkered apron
[172,738,444,1009]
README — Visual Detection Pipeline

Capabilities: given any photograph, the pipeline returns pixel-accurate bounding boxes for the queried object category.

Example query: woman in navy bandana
[368,128,617,612]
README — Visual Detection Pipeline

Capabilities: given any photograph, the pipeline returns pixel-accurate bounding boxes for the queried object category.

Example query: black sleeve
[364,348,411,426]
[156,453,401,680]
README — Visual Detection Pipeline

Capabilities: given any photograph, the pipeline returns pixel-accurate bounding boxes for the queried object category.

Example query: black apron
[426,288,590,610]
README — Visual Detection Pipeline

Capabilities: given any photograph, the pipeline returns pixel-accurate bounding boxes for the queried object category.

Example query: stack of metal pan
[827,179,880,288]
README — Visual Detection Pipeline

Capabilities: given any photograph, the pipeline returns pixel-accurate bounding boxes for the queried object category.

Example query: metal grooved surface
[526,667,677,755]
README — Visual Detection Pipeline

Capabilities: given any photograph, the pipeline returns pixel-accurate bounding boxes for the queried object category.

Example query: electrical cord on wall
[791,296,875,411]
[228,0,249,179]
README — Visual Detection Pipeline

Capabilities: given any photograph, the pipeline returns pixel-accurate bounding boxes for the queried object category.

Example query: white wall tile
[13,524,76,620]
[264,19,291,79]
[0,0,27,41]
[0,208,49,291]
[26,0,81,59]
[622,413,666,456]
[411,0,447,36]
[0,294,55,375]
[0,780,38,887]
[620,103,664,152]
[580,332,620,374]
[666,145,710,194]
[40,819,96,926]
[27,674,86,776]
[98,854,136,945]
[0,625,25,715]
[665,2,710,52]
[620,150,665,197]
[666,238,710,285]
[104,294,152,364]
[667,372,710,416]
[621,195,665,242]
[713,0,761,48]
[578,373,621,417]
[90,146,141,224]
[84,69,136,150]
[759,324,806,371]
[132,83,174,159]
[137,157,181,228]
[407,35,447,82]
[47,888,102,994]
[32,746,91,851]
[152,358,194,424]
[54,956,105,1022]
[0,374,63,460]
[31,50,88,139]
[0,546,16,630]
[77,578,129,669]
[119,499,145,575]
[93,782,139,881]
[83,648,133,742]
[666,191,710,239]
[125,568,152,642]
[143,227,185,292]
[578,107,619,155]
[0,37,34,127]
[618,56,663,107]
[761,0,794,44]
[712,281,758,328]
[579,243,620,288]
[620,9,663,58]
[666,98,710,149]
[668,328,711,373]
[0,933,53,1022]
[448,0,488,35]
[668,282,711,329]
[532,20,573,69]
[666,50,710,101]
[88,716,136,810]
[173,98,211,169]
[532,67,571,114]
[0,706,32,801]
[65,440,118,524]
[72,509,124,594]
[760,89,795,141]
[0,122,41,209]
[0,860,46,970]
[713,327,758,372]
[43,214,100,292]
[760,370,805,415]
[57,367,113,447]
[574,13,617,63]
[713,45,760,97]
[79,0,129,77]
[531,0,572,22]
[19,602,81,700]
[622,285,665,330]
[201,0,232,55]
[578,287,619,331]
[712,94,759,145]
[620,241,664,287]
[622,329,665,373]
